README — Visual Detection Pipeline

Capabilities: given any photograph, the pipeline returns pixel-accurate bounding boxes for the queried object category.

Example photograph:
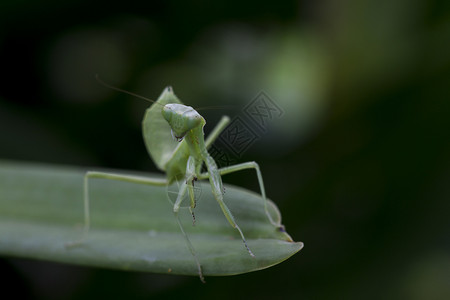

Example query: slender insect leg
[65,171,168,249]
[169,181,205,282]
[185,156,197,209]
[176,157,197,225]
[177,183,196,226]
[186,181,197,226]
[82,171,205,281]
[215,194,255,257]
[83,171,167,234]
[202,155,255,257]
[173,179,188,213]
[205,115,230,149]
[199,161,280,228]
[172,209,205,283]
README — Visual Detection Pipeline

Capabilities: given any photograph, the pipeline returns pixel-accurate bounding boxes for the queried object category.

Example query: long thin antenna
[95,74,155,104]
[195,105,237,112]
[95,75,236,112]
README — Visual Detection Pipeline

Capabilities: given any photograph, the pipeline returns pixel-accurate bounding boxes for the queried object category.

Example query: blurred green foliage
[0,0,449,299]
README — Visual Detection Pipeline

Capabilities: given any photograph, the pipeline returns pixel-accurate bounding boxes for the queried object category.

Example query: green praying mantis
[81,80,282,282]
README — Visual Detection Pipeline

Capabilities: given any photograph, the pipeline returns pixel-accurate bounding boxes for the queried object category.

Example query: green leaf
[0,160,302,278]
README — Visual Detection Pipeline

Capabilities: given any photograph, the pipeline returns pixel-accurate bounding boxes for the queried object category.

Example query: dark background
[1,0,449,299]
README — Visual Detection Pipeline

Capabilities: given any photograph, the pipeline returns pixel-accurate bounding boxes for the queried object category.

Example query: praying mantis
[82,82,281,282]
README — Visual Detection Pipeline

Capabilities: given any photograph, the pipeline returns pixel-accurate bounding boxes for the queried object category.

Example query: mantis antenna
[95,75,236,113]
[95,74,163,105]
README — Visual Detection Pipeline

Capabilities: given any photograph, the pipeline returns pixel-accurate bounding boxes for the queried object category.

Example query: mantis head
[162,103,203,142]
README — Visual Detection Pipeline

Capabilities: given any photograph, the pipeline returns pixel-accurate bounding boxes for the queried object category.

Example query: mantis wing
[142,87,182,171]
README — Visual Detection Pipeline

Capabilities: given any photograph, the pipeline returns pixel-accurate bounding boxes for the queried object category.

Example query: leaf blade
[0,160,302,277]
